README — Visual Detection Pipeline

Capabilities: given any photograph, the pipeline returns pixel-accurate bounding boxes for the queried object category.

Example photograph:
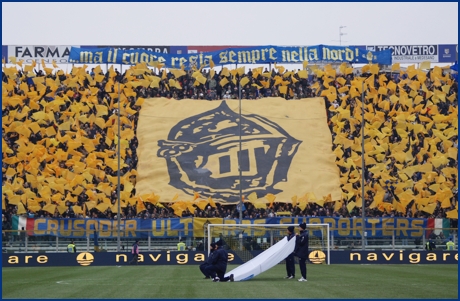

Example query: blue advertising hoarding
[3,44,456,64]
[351,44,457,63]
[2,250,457,267]
[438,44,458,63]
[2,45,7,60]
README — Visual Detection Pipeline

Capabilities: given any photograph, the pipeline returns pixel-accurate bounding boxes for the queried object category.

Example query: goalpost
[207,223,330,265]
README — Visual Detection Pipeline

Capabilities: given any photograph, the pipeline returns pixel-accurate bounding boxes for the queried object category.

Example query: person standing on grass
[199,242,217,279]
[284,226,296,279]
[129,240,140,265]
[294,223,309,282]
[205,240,234,282]
[67,241,76,253]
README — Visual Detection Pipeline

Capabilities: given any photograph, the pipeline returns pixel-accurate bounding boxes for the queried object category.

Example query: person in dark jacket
[205,240,234,282]
[284,226,296,279]
[425,239,436,251]
[294,223,309,282]
[129,240,140,265]
[200,242,217,279]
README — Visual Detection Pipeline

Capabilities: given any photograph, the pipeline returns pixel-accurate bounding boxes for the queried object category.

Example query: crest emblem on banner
[157,101,301,202]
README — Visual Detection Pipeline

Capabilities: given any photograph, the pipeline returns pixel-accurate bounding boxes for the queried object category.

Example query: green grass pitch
[2,264,458,299]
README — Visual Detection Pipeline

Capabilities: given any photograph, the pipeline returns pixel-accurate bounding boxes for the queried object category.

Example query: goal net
[207,223,330,265]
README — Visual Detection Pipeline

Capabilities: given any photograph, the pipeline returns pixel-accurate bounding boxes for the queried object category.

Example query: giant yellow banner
[136,97,341,204]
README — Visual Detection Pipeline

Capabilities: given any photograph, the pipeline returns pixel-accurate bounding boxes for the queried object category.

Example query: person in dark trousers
[205,240,234,282]
[284,226,296,279]
[200,242,216,279]
[67,241,76,253]
[129,240,140,265]
[294,223,309,282]
[425,239,436,251]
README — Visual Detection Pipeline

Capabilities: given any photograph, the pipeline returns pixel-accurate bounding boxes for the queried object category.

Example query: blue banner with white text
[68,45,392,68]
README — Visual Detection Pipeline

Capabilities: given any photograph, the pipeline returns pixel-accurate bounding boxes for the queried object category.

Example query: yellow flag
[346,201,356,213]
[262,72,272,78]
[219,77,229,87]
[17,202,27,215]
[43,203,57,214]
[96,203,110,213]
[96,105,108,117]
[370,64,379,75]
[245,82,258,90]
[58,121,71,131]
[446,209,458,219]
[421,203,436,215]
[391,63,400,71]
[5,167,16,178]
[240,77,250,87]
[169,79,177,89]
[279,86,287,94]
[221,67,230,77]
[297,70,308,79]
[195,199,208,210]
[208,196,216,208]
[275,64,285,74]
[265,193,276,207]
[419,61,431,70]
[170,69,186,79]
[315,197,325,207]
[137,198,147,213]
[147,60,159,68]
[302,60,308,69]
[196,75,207,85]
[247,192,258,203]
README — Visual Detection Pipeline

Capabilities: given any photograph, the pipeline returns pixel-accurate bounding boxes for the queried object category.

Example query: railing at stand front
[1,228,457,253]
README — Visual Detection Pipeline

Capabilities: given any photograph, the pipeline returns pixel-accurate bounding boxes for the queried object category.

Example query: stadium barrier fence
[2,227,457,253]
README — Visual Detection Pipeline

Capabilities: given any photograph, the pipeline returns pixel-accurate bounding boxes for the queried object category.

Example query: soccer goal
[207,223,330,265]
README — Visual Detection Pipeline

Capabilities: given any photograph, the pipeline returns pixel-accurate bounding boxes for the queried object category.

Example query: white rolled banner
[224,236,296,281]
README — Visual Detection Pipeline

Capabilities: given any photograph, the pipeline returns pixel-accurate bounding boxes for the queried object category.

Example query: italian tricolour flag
[12,216,35,235]
[426,218,450,238]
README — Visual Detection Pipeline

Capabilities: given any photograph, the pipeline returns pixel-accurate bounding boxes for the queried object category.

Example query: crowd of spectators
[1,61,458,231]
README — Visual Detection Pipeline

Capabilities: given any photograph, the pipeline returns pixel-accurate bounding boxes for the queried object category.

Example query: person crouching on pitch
[205,240,234,282]
[200,242,217,279]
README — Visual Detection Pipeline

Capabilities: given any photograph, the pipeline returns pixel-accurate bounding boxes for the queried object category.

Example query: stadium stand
[1,61,458,234]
